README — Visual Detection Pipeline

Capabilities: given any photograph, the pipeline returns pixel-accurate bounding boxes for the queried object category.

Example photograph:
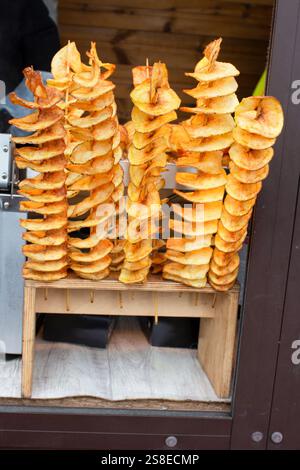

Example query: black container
[140,317,199,349]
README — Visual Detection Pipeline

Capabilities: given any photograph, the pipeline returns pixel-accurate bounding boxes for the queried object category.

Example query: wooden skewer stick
[153,292,159,324]
[119,291,123,309]
[90,290,95,304]
[44,288,48,301]
[194,292,199,306]
[212,293,217,308]
[65,289,70,312]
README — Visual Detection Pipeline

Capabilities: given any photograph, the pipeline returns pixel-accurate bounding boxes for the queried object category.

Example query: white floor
[0,317,222,402]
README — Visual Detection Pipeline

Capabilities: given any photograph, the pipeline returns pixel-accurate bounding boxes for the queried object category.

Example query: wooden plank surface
[25,273,240,293]
[35,288,217,318]
[58,0,273,121]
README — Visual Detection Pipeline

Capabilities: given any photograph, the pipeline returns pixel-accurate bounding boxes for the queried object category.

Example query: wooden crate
[22,274,239,400]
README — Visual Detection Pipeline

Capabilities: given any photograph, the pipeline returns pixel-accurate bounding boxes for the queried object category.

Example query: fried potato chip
[71,80,115,101]
[25,256,68,272]
[186,38,239,82]
[170,218,218,236]
[71,255,111,273]
[12,122,65,146]
[130,80,180,116]
[184,76,238,99]
[124,239,153,262]
[220,206,252,232]
[166,247,212,265]
[111,239,126,254]
[233,127,275,150]
[20,214,67,231]
[172,201,222,223]
[171,125,233,152]
[209,279,235,291]
[72,91,114,112]
[229,143,273,171]
[224,194,256,216]
[214,233,246,252]
[18,186,66,203]
[20,200,67,215]
[131,106,177,133]
[67,107,112,128]
[111,251,125,265]
[68,182,114,218]
[119,267,149,284]
[19,171,66,191]
[182,113,235,138]
[72,267,110,280]
[132,126,169,149]
[176,169,227,190]
[16,140,65,161]
[210,253,240,276]
[23,267,68,281]
[166,235,211,252]
[10,108,64,132]
[174,186,225,203]
[162,271,207,288]
[51,41,82,79]
[164,262,209,280]
[217,220,247,243]
[70,141,112,164]
[128,138,167,165]
[235,96,284,139]
[229,161,269,184]
[93,117,118,141]
[212,247,238,267]
[67,206,114,232]
[67,172,113,191]
[176,151,223,174]
[123,256,151,271]
[67,154,114,175]
[16,155,66,173]
[23,228,67,246]
[181,94,239,115]
[208,267,239,286]
[22,244,67,261]
[226,174,262,201]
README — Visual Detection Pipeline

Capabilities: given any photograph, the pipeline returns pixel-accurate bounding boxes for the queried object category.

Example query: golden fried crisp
[16,155,66,173]
[170,218,218,237]
[210,253,240,276]
[172,201,222,223]
[208,279,235,291]
[20,200,67,215]
[131,106,177,133]
[186,38,239,82]
[22,244,67,261]
[208,267,239,286]
[214,233,246,253]
[71,80,115,101]
[176,151,223,174]
[10,108,64,132]
[23,267,68,281]
[184,76,238,99]
[235,96,284,139]
[162,271,207,288]
[67,182,114,217]
[20,214,67,231]
[233,127,275,150]
[122,256,151,271]
[229,143,274,171]
[181,94,239,115]
[73,268,110,280]
[217,220,247,243]
[67,107,112,128]
[19,171,66,191]
[18,186,66,203]
[163,262,209,280]
[229,161,269,184]
[176,169,227,190]
[223,194,256,216]
[25,256,68,272]
[70,140,112,164]
[124,239,153,262]
[174,186,225,203]
[23,228,67,246]
[166,235,212,252]
[166,247,212,265]
[16,140,66,161]
[71,255,111,273]
[182,113,235,138]
[119,267,149,284]
[226,174,262,201]
[212,247,238,267]
[220,206,252,232]
[12,122,65,145]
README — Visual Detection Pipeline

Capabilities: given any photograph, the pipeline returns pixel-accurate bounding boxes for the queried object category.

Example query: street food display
[12,38,284,291]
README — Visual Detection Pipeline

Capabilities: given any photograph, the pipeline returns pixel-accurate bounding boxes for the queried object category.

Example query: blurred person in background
[0,0,60,132]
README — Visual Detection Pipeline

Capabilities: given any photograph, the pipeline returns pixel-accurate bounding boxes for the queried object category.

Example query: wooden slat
[25,273,240,293]
[61,0,274,8]
[59,5,272,40]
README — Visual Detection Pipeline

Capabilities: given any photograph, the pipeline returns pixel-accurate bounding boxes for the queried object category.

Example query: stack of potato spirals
[49,42,125,280]
[119,62,180,284]
[163,38,239,288]
[10,67,68,281]
[208,96,284,290]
